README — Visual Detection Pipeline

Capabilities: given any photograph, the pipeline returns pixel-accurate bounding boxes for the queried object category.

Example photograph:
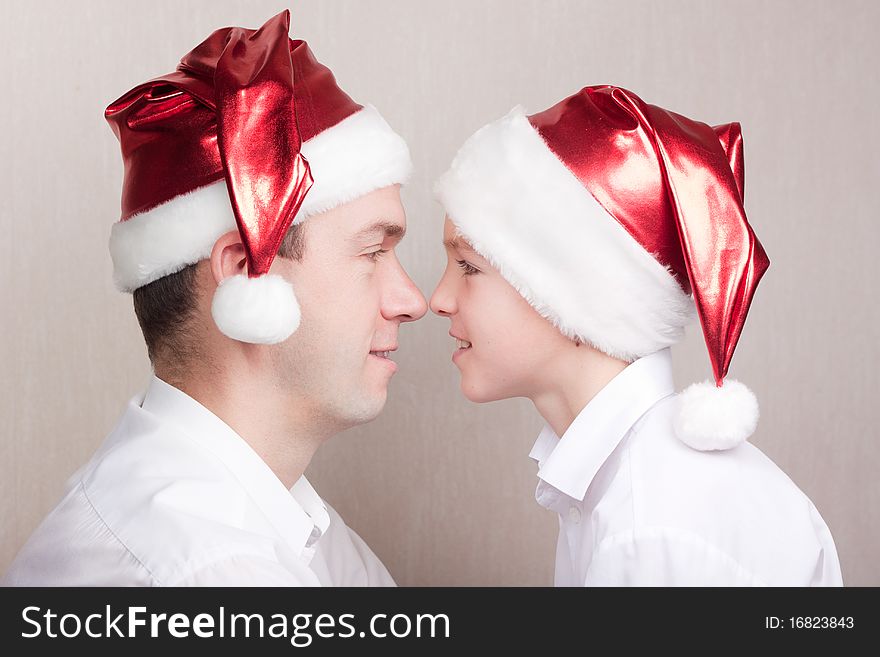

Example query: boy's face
[430,216,571,403]
[270,185,427,430]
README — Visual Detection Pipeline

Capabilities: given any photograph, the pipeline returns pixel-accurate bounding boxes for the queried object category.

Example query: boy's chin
[460,378,510,404]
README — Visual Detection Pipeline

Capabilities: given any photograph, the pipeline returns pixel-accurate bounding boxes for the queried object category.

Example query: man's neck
[159,366,328,490]
[530,346,630,439]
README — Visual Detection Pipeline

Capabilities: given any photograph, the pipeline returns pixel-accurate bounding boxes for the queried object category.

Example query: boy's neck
[531,345,630,439]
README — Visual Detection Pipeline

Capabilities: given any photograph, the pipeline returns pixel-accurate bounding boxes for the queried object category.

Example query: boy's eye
[456,259,480,276]
[365,249,389,262]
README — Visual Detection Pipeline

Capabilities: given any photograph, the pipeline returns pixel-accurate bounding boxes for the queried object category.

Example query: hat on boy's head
[434,85,769,451]
[105,9,412,344]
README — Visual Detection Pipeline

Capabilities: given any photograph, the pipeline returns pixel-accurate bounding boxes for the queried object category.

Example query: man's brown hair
[132,222,307,364]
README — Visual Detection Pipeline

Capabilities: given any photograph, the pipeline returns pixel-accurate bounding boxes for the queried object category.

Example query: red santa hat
[105,10,411,344]
[434,86,770,451]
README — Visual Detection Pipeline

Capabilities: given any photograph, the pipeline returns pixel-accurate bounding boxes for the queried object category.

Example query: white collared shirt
[530,347,843,586]
[2,375,395,587]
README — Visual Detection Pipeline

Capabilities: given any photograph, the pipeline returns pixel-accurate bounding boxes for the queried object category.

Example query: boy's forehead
[442,216,457,236]
[442,222,473,252]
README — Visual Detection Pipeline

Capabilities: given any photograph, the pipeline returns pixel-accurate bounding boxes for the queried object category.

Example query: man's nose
[384,263,428,323]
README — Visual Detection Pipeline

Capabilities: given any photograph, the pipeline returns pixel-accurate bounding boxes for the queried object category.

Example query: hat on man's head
[105,9,412,344]
[434,85,770,451]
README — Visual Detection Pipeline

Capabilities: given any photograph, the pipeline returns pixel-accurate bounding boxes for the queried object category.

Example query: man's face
[429,216,571,403]
[270,185,427,430]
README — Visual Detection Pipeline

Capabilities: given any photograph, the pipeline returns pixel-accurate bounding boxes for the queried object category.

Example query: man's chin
[334,388,388,428]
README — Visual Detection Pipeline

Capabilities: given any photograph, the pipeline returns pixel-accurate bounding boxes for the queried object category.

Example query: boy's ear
[210,230,248,285]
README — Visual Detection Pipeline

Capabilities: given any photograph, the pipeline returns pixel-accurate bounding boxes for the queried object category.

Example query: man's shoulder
[82,403,250,527]
[17,403,288,585]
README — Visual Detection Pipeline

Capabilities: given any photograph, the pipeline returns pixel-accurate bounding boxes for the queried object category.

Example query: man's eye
[366,249,389,262]
[456,259,480,276]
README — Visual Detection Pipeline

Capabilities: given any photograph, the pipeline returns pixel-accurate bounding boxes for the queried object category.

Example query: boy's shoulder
[627,394,813,509]
[604,394,838,584]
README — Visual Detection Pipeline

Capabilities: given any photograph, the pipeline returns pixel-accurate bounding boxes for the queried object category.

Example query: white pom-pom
[673,379,759,451]
[211,273,301,344]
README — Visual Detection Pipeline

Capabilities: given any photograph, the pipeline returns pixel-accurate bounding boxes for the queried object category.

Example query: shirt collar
[529,347,676,502]
[138,374,330,559]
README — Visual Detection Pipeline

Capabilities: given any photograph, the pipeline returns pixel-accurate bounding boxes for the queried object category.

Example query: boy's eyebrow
[444,234,475,253]
[350,221,406,242]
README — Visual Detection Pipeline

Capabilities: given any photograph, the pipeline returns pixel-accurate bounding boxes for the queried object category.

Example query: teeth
[456,339,472,349]
[371,351,390,359]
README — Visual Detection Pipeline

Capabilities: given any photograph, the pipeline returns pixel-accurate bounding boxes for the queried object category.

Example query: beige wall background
[2,0,878,585]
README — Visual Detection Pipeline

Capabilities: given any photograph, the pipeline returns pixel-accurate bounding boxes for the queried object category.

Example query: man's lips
[368,346,398,374]
[369,345,398,364]
[369,345,398,356]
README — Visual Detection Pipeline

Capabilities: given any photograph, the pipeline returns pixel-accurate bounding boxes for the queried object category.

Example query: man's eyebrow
[350,221,406,242]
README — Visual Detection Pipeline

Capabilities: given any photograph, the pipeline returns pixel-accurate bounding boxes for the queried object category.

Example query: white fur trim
[109,105,412,292]
[434,106,697,361]
[210,273,301,344]
[109,182,236,292]
[673,379,759,451]
[296,104,412,219]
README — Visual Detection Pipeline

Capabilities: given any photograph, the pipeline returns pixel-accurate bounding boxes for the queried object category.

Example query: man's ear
[210,230,248,285]
[208,229,302,344]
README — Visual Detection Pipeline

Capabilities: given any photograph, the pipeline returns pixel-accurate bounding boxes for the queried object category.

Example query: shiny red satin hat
[105,10,411,344]
[434,86,770,451]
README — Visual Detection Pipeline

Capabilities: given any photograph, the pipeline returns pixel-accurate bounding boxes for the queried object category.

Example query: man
[2,10,426,586]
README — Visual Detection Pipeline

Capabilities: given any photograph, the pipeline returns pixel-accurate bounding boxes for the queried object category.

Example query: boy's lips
[452,345,471,364]
[450,332,472,363]
[449,331,472,349]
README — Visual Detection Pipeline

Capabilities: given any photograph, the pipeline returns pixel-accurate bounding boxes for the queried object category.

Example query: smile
[368,348,398,374]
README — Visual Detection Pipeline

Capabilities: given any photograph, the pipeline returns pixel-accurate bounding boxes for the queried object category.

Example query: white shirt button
[305,523,323,549]
[568,505,582,524]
